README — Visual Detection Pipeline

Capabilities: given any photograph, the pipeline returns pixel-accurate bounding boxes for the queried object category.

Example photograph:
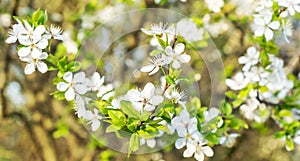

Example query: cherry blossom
[165,43,191,69]
[85,108,102,131]
[57,72,90,101]
[176,19,203,42]
[205,0,224,13]
[17,38,48,58]
[43,24,64,40]
[276,0,300,17]
[20,52,48,75]
[140,54,167,75]
[253,13,280,41]
[238,46,260,71]
[141,22,173,36]
[18,20,46,45]
[126,82,164,112]
[226,72,249,90]
[183,139,214,161]
[5,20,26,44]
[89,72,105,91]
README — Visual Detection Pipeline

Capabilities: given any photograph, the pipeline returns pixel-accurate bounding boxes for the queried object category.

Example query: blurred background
[0,0,300,160]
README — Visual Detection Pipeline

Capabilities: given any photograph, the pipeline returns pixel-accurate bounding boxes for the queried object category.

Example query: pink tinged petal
[57,82,70,91]
[175,43,185,54]
[183,148,195,158]
[175,138,186,149]
[24,63,35,75]
[31,47,42,59]
[34,25,46,35]
[202,146,214,157]
[165,46,173,56]
[63,72,73,83]
[91,120,100,131]
[151,95,164,105]
[36,39,48,49]
[172,60,181,69]
[178,54,191,63]
[36,61,48,73]
[73,72,86,83]
[194,151,205,161]
[18,46,31,57]
[268,21,280,30]
[238,56,248,64]
[140,64,156,73]
[148,67,160,75]
[74,84,88,95]
[254,17,264,26]
[142,82,155,99]
[65,87,75,101]
[264,28,273,41]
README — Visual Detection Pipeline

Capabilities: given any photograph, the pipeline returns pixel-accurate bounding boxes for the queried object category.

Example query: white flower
[18,20,46,45]
[43,25,64,41]
[85,108,102,131]
[219,133,240,147]
[17,38,48,58]
[96,84,114,100]
[238,46,260,71]
[183,139,214,161]
[6,20,26,44]
[165,43,191,69]
[57,72,90,101]
[89,72,105,91]
[176,19,204,42]
[141,22,173,36]
[126,82,164,112]
[226,72,249,90]
[20,52,48,75]
[254,14,280,41]
[108,97,125,109]
[74,95,87,118]
[205,0,224,13]
[255,0,273,12]
[140,54,167,75]
[277,0,300,17]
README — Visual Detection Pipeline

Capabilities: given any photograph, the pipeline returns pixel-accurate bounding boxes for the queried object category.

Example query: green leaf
[205,133,219,145]
[46,54,58,66]
[129,133,139,153]
[108,110,126,127]
[279,110,292,117]
[225,91,237,99]
[32,9,48,25]
[121,101,140,119]
[260,51,270,68]
[149,50,164,56]
[286,137,294,151]
[201,117,222,133]
[51,91,65,100]
[127,117,139,132]
[57,56,68,72]
[221,101,232,116]
[106,125,121,133]
[155,35,166,48]
[165,75,175,85]
[68,61,82,72]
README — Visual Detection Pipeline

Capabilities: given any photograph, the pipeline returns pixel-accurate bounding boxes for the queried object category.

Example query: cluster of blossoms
[226,0,300,149]
[6,18,63,74]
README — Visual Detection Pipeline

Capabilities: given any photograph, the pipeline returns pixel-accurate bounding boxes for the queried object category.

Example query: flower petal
[31,47,42,59]
[36,61,48,73]
[175,43,185,54]
[24,63,35,75]
[175,138,186,149]
[178,54,191,63]
[202,146,214,157]
[91,120,101,131]
[65,87,75,101]
[57,82,70,91]
[18,46,31,57]
[151,95,164,105]
[63,72,73,83]
[74,84,88,95]
[264,28,273,41]
[172,60,181,69]
[73,72,86,83]
[268,21,280,30]
[140,64,155,73]
[142,82,155,99]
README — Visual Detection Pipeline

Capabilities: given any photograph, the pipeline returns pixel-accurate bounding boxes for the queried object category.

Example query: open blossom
[203,108,223,129]
[96,84,114,100]
[6,20,26,44]
[57,72,90,101]
[165,43,191,69]
[255,0,273,12]
[238,46,260,71]
[85,108,102,131]
[17,38,48,58]
[140,54,167,75]
[89,72,105,91]
[18,20,46,45]
[226,72,249,90]
[165,88,187,106]
[183,139,214,161]
[43,25,64,40]
[253,13,280,41]
[276,0,300,17]
[205,0,224,13]
[20,52,48,75]
[126,82,164,112]
[240,97,261,121]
